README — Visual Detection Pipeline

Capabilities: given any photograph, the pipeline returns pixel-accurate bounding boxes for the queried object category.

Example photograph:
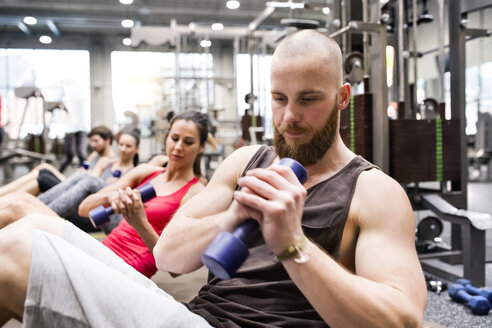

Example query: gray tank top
[187,145,377,327]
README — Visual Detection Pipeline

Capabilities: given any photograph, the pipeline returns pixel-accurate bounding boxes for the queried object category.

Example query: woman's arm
[78,164,161,217]
[116,181,205,254]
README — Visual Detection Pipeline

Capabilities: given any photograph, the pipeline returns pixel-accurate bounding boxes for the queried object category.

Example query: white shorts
[23,222,213,328]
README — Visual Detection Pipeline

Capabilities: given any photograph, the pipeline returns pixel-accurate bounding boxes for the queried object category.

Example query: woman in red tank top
[78,111,210,277]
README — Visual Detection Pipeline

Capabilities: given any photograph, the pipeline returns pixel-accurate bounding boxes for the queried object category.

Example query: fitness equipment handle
[201,158,307,280]
[88,183,156,228]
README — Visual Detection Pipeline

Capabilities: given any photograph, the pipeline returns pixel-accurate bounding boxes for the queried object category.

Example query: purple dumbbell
[81,160,89,170]
[456,279,492,303]
[448,283,491,315]
[112,170,122,178]
[201,158,308,280]
[88,183,156,228]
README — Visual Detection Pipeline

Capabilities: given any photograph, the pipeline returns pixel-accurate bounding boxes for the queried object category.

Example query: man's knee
[0,225,31,254]
[3,192,38,220]
[35,163,55,172]
[0,222,33,276]
[0,223,33,316]
[0,193,29,226]
[10,214,65,237]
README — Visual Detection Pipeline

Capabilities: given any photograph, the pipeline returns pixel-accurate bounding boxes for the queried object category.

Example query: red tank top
[102,170,199,277]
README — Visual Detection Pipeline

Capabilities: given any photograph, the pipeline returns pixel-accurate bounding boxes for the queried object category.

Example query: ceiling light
[119,0,134,4]
[122,38,132,46]
[226,0,240,9]
[322,7,330,15]
[39,35,52,44]
[266,1,304,9]
[188,22,197,30]
[23,16,37,25]
[200,40,212,48]
[121,19,135,28]
[211,22,224,31]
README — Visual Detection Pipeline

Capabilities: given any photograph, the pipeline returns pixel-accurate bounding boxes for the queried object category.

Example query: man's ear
[338,83,351,111]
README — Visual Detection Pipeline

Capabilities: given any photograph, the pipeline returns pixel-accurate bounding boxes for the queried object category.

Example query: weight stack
[340,94,373,162]
[389,119,461,183]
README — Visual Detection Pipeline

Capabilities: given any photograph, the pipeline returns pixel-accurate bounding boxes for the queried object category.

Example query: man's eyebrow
[270,90,324,95]
[297,90,324,95]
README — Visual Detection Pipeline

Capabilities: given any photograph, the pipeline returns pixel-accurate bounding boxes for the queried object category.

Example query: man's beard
[274,105,339,166]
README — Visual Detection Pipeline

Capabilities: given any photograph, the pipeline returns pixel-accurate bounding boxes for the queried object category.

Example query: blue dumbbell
[88,183,156,228]
[112,170,122,178]
[81,160,89,170]
[448,283,492,315]
[456,279,492,303]
[201,158,308,280]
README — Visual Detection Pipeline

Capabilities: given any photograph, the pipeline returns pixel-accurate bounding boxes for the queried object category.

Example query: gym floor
[421,181,492,328]
[1,164,491,327]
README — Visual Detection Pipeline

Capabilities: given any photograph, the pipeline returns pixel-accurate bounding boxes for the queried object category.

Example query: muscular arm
[154,145,261,274]
[78,164,161,216]
[235,168,426,328]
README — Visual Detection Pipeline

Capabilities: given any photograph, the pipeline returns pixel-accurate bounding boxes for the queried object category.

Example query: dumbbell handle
[456,289,474,302]
[233,219,259,244]
[88,183,156,228]
[201,158,307,280]
[457,278,483,294]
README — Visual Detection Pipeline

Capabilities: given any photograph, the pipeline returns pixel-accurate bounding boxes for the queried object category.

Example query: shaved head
[270,29,346,165]
[272,29,343,87]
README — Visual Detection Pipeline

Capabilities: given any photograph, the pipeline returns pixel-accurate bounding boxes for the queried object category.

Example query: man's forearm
[154,210,234,274]
[283,242,424,328]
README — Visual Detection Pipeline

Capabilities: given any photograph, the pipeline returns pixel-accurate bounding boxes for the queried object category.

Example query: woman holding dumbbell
[78,111,208,277]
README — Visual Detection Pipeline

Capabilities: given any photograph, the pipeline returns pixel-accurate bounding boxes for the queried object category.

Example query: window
[111,51,214,137]
[235,54,272,137]
[0,49,90,139]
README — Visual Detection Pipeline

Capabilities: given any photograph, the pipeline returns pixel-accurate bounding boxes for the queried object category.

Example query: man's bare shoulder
[228,144,264,162]
[207,145,263,186]
[352,168,413,227]
[356,168,406,195]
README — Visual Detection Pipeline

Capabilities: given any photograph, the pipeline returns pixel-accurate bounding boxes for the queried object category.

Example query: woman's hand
[110,187,148,228]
